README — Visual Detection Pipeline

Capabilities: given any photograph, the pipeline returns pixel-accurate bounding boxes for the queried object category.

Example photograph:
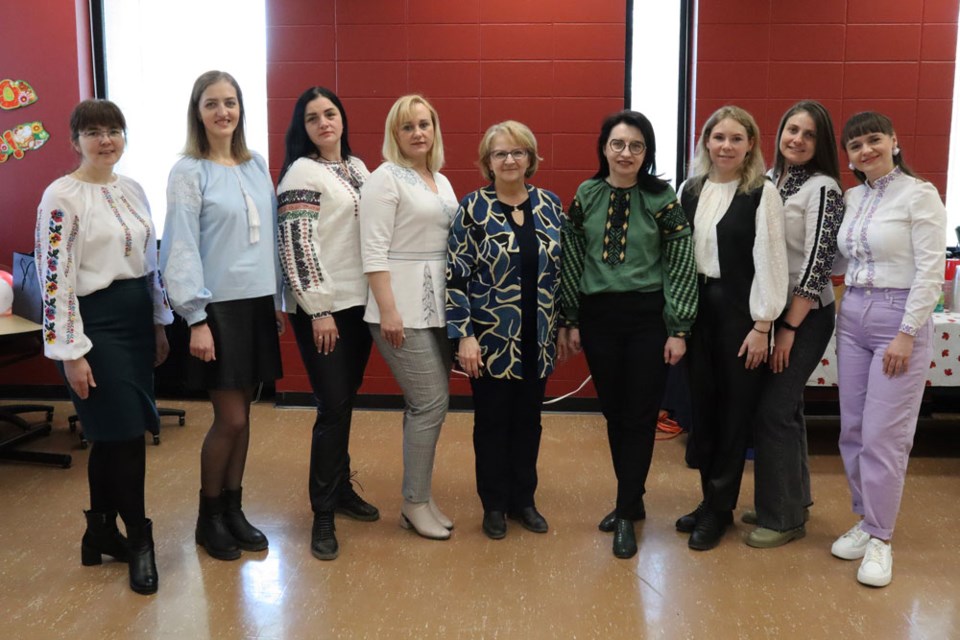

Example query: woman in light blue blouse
[161,70,284,562]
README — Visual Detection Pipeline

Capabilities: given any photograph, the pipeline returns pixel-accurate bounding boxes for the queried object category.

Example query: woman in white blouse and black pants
[676,106,788,551]
[36,100,172,595]
[360,95,458,540]
[831,112,945,588]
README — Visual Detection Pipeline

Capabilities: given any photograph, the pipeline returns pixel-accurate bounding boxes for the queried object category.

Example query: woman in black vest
[676,105,788,550]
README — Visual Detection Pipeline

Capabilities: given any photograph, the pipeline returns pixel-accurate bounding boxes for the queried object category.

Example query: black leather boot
[675,502,706,533]
[81,510,130,565]
[196,492,241,561]
[222,487,268,551]
[688,509,733,551]
[311,511,339,560]
[126,518,158,595]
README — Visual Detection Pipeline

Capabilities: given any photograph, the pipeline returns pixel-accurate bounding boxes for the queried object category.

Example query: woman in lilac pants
[832,112,945,588]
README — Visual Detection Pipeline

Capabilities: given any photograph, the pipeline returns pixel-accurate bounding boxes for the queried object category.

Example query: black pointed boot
[81,510,130,566]
[195,492,241,560]
[222,487,268,551]
[126,518,158,595]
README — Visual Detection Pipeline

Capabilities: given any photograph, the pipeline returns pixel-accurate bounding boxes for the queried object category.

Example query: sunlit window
[102,0,269,236]
[947,5,960,235]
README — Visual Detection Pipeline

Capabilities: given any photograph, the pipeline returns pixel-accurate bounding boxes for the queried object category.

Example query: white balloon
[0,278,13,315]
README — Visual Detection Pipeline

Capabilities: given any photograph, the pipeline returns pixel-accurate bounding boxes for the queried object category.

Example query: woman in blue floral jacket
[446,120,562,540]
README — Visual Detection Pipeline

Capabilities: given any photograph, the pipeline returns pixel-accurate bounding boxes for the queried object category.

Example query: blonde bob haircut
[382,94,444,173]
[477,120,542,182]
[183,70,251,163]
[688,105,766,195]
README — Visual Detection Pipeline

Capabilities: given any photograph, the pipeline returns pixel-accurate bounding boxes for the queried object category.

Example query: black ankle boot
[612,518,638,559]
[311,511,339,560]
[81,510,130,566]
[222,487,268,551]
[688,509,733,551]
[196,492,241,561]
[126,518,158,595]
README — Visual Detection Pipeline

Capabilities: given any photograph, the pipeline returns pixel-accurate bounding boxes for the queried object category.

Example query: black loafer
[508,507,548,533]
[598,505,646,532]
[675,502,705,533]
[612,518,638,559]
[688,509,732,551]
[482,511,506,539]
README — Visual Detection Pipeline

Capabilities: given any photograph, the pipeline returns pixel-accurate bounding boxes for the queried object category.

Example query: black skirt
[59,277,158,442]
[186,295,283,390]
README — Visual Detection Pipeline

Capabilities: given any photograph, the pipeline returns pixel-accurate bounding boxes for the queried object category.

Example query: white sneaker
[831,521,871,559]
[857,538,893,587]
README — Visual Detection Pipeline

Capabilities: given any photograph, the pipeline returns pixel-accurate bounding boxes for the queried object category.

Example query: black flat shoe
[507,507,548,533]
[598,505,646,532]
[482,511,506,540]
[336,483,380,522]
[311,511,339,561]
[675,502,705,533]
[688,509,732,551]
[612,518,638,559]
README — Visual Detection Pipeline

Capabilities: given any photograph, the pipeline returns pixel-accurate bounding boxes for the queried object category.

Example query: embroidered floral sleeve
[558,193,587,327]
[277,187,334,317]
[445,192,480,339]
[160,163,212,325]
[655,199,698,336]
[794,180,844,302]
[35,192,90,360]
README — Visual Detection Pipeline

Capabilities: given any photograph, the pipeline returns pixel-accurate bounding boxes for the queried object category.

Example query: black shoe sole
[311,546,339,561]
[335,507,381,522]
[235,539,269,552]
[196,533,242,561]
[506,512,548,534]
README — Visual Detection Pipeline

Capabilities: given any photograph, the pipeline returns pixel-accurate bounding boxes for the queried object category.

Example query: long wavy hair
[688,105,766,195]
[773,100,841,183]
[183,70,250,162]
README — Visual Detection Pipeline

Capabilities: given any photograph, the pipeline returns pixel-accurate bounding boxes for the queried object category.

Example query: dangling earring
[893,147,901,156]
[848,163,855,171]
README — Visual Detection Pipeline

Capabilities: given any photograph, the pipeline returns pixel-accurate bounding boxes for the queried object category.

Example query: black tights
[200,387,255,498]
[88,436,147,527]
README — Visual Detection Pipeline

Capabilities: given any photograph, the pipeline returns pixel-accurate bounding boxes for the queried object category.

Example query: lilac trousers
[836,287,932,540]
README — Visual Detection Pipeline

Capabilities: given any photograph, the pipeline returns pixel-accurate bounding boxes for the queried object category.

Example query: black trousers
[470,375,548,512]
[290,305,372,513]
[687,280,766,512]
[580,292,668,520]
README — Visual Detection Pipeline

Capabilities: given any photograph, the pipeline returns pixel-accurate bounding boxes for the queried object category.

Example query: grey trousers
[753,303,835,531]
[370,326,453,503]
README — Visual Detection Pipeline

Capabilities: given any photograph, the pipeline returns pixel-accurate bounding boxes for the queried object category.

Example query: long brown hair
[183,70,251,162]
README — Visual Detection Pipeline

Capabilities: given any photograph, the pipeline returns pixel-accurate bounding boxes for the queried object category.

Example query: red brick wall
[695,0,958,194]
[267,0,628,397]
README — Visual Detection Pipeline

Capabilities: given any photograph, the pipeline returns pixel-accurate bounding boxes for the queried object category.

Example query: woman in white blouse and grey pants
[360,95,458,540]
[831,112,946,588]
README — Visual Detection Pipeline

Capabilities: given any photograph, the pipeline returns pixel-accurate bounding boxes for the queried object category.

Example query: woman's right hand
[63,357,96,400]
[190,323,216,362]
[458,336,483,378]
[567,327,582,355]
[312,315,339,355]
[380,307,405,348]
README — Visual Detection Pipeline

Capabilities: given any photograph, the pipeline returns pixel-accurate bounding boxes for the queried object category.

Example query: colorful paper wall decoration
[0,79,38,110]
[0,121,49,163]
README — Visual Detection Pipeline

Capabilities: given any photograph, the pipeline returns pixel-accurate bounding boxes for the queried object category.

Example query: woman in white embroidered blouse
[746,101,845,549]
[35,99,172,595]
[276,87,379,561]
[831,112,946,588]
[676,105,788,552]
[160,71,283,562]
[360,94,458,540]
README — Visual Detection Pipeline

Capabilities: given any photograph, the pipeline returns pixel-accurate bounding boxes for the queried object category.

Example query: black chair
[0,404,73,468]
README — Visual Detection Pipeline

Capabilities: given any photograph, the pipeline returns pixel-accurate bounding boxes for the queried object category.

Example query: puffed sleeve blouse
[160,152,280,326]
[35,174,173,361]
[838,167,946,335]
[276,156,370,317]
[359,162,458,328]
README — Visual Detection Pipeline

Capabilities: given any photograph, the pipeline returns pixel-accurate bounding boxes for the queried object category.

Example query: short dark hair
[841,111,920,184]
[773,100,841,183]
[69,99,125,143]
[184,70,250,162]
[279,87,352,182]
[592,110,668,194]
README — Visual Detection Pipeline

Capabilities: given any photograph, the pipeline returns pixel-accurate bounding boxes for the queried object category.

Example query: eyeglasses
[609,139,646,155]
[490,149,528,162]
[80,129,124,140]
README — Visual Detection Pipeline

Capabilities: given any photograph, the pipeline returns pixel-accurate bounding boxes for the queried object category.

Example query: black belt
[698,274,720,285]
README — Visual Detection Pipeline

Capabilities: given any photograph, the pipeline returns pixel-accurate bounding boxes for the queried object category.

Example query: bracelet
[780,320,800,332]
[751,326,770,335]
[311,311,332,320]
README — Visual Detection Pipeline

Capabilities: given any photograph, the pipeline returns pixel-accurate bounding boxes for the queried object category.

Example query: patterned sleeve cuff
[899,323,918,337]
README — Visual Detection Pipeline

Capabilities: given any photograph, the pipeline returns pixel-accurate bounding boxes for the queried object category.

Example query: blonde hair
[476,120,542,182]
[183,70,251,162]
[382,94,444,172]
[688,105,765,195]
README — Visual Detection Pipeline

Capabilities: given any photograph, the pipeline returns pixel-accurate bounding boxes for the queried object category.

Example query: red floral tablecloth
[809,312,960,387]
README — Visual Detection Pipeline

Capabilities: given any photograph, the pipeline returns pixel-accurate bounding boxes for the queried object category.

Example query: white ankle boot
[428,497,454,530]
[400,500,451,540]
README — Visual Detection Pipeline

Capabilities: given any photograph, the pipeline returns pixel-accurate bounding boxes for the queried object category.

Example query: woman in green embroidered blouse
[559,110,697,559]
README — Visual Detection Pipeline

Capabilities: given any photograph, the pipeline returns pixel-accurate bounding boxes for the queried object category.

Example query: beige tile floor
[1,400,958,639]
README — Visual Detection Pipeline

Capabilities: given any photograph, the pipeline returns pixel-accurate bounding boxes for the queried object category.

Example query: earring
[848,163,855,171]
[893,147,901,156]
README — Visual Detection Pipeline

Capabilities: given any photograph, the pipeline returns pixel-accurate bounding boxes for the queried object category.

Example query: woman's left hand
[275,311,287,336]
[882,332,915,377]
[770,327,795,373]
[738,328,769,369]
[154,325,170,367]
[664,337,686,365]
